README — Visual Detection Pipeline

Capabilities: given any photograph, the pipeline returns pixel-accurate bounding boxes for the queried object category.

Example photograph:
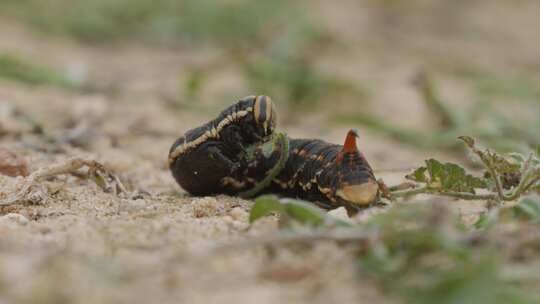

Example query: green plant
[475,196,540,229]
[0,52,75,88]
[334,73,540,153]
[0,0,292,46]
[243,26,362,110]
[247,197,538,304]
[359,204,536,304]
[393,136,540,201]
[250,195,353,228]
[242,138,540,303]
[456,70,540,104]
[1,0,363,111]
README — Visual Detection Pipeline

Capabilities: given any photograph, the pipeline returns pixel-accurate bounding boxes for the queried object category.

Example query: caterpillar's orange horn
[342,129,359,153]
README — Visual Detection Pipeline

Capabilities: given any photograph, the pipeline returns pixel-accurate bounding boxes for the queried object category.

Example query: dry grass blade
[413,72,457,130]
[0,158,126,206]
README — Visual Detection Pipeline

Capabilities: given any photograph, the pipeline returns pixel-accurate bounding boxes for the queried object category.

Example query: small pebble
[120,198,147,212]
[1,213,29,226]
[229,220,248,230]
[129,198,147,209]
[327,207,349,220]
[32,223,52,234]
[192,197,219,218]
[222,215,234,224]
[229,207,248,221]
[0,148,29,177]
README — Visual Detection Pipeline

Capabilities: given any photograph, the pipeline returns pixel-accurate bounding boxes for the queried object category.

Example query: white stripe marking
[168,108,252,164]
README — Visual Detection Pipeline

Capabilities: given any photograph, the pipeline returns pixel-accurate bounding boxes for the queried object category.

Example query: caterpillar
[168,95,276,195]
[168,96,379,212]
[230,129,379,213]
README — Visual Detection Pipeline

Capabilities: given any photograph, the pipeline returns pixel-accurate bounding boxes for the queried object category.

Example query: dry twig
[1,158,126,206]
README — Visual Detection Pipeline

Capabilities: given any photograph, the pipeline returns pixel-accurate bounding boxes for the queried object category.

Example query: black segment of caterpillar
[168,95,276,196]
[234,129,379,213]
[168,96,379,213]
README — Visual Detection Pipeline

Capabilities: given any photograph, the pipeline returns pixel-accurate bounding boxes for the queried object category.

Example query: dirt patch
[1,1,540,303]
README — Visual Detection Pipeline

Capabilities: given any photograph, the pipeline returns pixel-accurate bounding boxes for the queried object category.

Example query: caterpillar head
[252,95,276,139]
[335,129,379,207]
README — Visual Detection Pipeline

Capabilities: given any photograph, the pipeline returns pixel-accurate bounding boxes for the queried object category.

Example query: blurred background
[2,1,540,303]
[2,0,540,159]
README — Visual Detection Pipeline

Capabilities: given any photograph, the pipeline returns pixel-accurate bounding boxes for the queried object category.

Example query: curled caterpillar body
[168,95,276,195]
[168,97,378,213]
[241,130,378,212]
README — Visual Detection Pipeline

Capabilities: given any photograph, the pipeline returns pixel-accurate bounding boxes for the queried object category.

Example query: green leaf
[282,199,328,226]
[513,197,540,224]
[474,198,540,228]
[459,136,522,189]
[459,136,515,174]
[508,153,525,165]
[474,209,500,229]
[0,52,76,88]
[406,167,428,183]
[406,159,487,193]
[249,195,285,223]
[458,135,475,148]
[358,203,538,304]
[249,196,353,227]
[91,173,107,190]
[537,145,540,157]
[250,196,328,226]
[491,155,521,176]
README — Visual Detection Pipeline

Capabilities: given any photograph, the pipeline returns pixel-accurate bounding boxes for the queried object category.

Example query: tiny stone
[1,213,29,226]
[229,220,248,231]
[0,148,29,177]
[126,199,147,212]
[146,204,159,211]
[32,223,52,234]
[327,207,349,220]
[192,197,219,218]
[222,215,234,224]
[229,207,248,222]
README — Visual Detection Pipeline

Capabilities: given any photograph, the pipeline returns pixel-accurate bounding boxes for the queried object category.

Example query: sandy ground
[1,1,539,303]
